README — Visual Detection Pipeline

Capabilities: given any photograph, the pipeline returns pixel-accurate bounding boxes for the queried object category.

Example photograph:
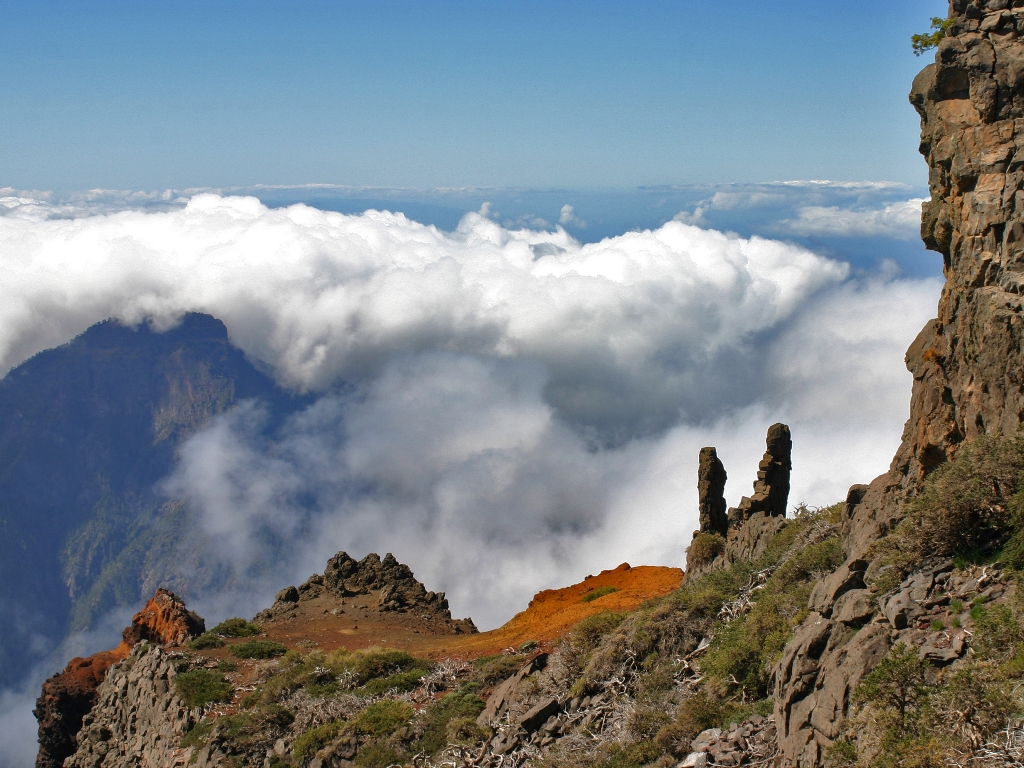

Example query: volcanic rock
[34,588,203,768]
[728,423,792,527]
[698,446,728,536]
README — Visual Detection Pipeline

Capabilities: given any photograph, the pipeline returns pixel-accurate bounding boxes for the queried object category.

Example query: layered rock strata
[727,422,792,527]
[35,588,204,768]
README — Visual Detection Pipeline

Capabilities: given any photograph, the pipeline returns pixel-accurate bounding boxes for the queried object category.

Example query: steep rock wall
[63,645,198,768]
[775,3,1024,765]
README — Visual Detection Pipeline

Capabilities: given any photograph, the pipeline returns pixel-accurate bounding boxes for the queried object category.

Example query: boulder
[477,654,548,726]
[276,586,300,603]
[832,589,874,625]
[808,560,867,617]
[518,697,560,732]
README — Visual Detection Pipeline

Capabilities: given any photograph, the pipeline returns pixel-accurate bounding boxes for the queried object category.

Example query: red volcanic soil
[257,563,683,659]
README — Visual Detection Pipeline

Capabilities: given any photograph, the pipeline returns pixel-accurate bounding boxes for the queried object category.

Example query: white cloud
[0,193,942,761]
[0,193,849,441]
[558,204,588,228]
[775,198,926,239]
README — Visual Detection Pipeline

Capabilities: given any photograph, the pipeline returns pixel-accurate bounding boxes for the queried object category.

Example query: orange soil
[259,562,683,659]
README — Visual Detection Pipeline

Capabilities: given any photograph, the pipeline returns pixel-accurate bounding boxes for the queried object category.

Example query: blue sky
[2,0,947,191]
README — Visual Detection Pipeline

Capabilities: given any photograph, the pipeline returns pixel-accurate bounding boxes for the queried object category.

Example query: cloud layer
[0,192,942,765]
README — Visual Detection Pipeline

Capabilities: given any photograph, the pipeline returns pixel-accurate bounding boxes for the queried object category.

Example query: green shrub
[354,742,405,768]
[230,639,288,659]
[582,586,619,603]
[188,633,226,650]
[180,719,214,749]
[294,721,344,760]
[211,617,263,637]
[593,740,664,768]
[701,537,843,698]
[571,611,626,648]
[361,669,428,695]
[825,738,857,765]
[855,643,930,730]
[883,434,1024,566]
[415,693,486,755]
[344,648,427,686]
[912,16,955,56]
[654,691,727,756]
[687,532,724,569]
[351,700,415,737]
[444,716,490,745]
[471,654,523,686]
[174,669,232,708]
[626,707,671,740]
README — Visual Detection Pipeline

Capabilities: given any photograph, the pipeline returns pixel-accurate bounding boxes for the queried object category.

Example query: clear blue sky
[1,1,948,192]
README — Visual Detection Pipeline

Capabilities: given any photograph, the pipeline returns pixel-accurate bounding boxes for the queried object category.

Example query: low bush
[230,639,288,659]
[880,434,1024,568]
[174,669,232,708]
[180,719,214,749]
[350,699,415,737]
[471,654,523,686]
[211,617,263,637]
[188,633,226,650]
[354,742,405,768]
[582,586,619,603]
[686,533,724,569]
[593,740,664,768]
[294,721,344,760]
[361,668,428,695]
[415,692,486,755]
[345,647,429,686]
[701,536,843,698]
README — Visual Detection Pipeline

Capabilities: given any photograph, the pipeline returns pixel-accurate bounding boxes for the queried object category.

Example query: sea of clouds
[0,188,940,766]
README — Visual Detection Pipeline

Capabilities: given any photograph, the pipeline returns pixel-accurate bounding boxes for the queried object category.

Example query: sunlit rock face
[775,4,1024,765]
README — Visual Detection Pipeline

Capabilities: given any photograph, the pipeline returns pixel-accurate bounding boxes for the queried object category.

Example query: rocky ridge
[255,552,477,635]
[35,588,204,768]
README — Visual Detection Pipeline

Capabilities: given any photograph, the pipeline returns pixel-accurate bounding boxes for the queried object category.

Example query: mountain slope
[0,313,294,688]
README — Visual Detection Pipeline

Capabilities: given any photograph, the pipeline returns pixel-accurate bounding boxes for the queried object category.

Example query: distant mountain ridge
[0,312,296,689]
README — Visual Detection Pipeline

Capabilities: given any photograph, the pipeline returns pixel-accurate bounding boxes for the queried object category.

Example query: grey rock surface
[63,645,198,768]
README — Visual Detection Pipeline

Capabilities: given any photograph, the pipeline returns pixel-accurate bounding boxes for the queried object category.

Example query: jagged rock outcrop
[688,427,791,577]
[35,589,203,768]
[62,644,198,768]
[697,447,728,536]
[256,551,478,634]
[774,5,1024,763]
[728,423,792,527]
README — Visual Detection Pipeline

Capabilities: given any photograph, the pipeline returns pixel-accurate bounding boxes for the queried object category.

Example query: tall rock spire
[697,446,728,536]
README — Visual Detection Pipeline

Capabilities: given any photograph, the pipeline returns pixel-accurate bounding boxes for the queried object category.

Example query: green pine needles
[912,17,955,56]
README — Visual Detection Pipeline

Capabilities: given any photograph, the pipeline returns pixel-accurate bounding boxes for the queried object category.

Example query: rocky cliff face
[846,0,1024,560]
[771,3,1024,764]
[35,589,204,768]
[62,645,199,768]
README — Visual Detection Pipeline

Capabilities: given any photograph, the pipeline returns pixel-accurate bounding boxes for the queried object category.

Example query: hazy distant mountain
[0,313,294,688]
